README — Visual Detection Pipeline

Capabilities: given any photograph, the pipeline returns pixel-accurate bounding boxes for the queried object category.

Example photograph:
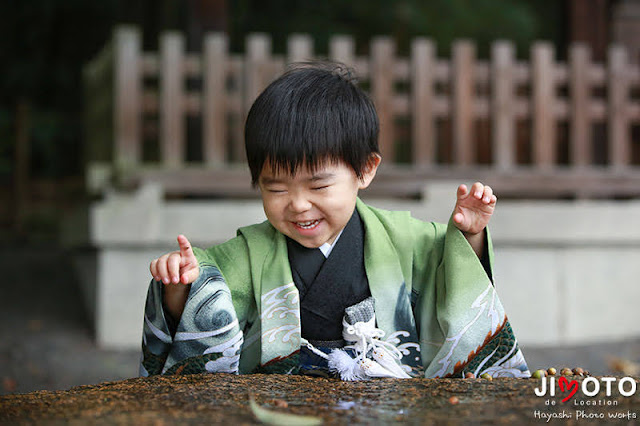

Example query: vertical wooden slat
[569,43,591,166]
[160,31,185,167]
[532,42,556,168]
[608,45,630,169]
[452,40,475,166]
[242,33,271,162]
[203,33,228,165]
[491,41,516,170]
[287,34,313,64]
[329,36,355,68]
[245,34,271,109]
[410,38,435,166]
[229,57,244,159]
[114,26,142,167]
[371,37,395,161]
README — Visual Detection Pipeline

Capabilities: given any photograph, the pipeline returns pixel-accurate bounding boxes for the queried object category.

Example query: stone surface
[564,248,640,344]
[492,248,561,345]
[96,248,163,348]
[1,374,639,425]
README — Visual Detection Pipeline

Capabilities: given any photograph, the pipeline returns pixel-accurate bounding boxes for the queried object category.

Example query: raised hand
[452,182,497,235]
[150,235,200,285]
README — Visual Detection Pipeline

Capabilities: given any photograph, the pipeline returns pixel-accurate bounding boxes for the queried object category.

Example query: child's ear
[358,153,382,189]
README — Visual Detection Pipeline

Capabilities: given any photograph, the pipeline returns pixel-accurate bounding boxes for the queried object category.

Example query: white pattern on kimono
[174,319,239,341]
[262,324,299,344]
[432,283,503,377]
[203,331,244,373]
[385,331,421,358]
[261,282,300,320]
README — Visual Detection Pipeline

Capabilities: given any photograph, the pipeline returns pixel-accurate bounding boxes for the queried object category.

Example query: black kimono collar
[286,208,371,341]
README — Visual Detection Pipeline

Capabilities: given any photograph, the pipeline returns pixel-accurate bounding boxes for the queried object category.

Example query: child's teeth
[297,220,319,229]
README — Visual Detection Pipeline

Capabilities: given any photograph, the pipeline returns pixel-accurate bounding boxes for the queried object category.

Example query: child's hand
[452,182,496,235]
[150,235,200,285]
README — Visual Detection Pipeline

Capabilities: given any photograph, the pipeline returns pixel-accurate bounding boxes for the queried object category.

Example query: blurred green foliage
[229,0,565,58]
[0,0,565,180]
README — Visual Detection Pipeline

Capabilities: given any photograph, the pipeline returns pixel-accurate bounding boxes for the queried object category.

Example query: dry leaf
[249,395,322,426]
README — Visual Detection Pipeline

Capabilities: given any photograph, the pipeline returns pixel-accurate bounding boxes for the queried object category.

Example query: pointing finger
[177,235,195,259]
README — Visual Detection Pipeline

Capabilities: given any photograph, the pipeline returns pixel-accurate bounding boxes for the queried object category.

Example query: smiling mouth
[294,219,320,230]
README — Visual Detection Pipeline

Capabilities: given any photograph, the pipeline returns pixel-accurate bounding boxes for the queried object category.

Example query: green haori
[141,198,530,378]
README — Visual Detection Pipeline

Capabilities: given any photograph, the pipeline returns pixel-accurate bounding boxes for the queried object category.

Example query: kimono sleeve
[411,218,530,378]
[140,236,253,376]
[410,217,494,293]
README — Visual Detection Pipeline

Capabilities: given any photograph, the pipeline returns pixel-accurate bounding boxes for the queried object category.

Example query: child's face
[258,157,380,249]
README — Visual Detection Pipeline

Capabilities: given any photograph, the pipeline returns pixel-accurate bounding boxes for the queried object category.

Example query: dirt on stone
[1,374,638,425]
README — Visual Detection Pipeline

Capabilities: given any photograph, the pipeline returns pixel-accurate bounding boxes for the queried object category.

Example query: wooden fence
[83,26,640,198]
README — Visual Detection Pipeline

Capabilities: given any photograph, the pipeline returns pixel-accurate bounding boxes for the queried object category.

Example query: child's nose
[288,193,312,213]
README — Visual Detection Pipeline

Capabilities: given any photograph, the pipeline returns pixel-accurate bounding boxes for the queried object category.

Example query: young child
[141,62,530,379]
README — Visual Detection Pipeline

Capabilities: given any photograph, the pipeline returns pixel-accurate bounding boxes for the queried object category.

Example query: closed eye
[311,185,329,191]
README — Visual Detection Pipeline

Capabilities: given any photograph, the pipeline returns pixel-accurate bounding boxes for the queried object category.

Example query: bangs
[245,62,379,186]
[261,155,343,181]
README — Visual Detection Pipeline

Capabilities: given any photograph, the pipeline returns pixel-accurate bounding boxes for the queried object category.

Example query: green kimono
[141,198,530,378]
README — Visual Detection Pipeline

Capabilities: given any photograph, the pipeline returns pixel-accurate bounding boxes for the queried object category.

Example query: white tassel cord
[302,339,365,381]
[342,317,410,379]
[372,347,411,379]
[301,315,411,381]
[327,348,365,381]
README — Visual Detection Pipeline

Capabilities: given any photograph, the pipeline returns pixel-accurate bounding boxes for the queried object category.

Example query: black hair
[245,61,380,186]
